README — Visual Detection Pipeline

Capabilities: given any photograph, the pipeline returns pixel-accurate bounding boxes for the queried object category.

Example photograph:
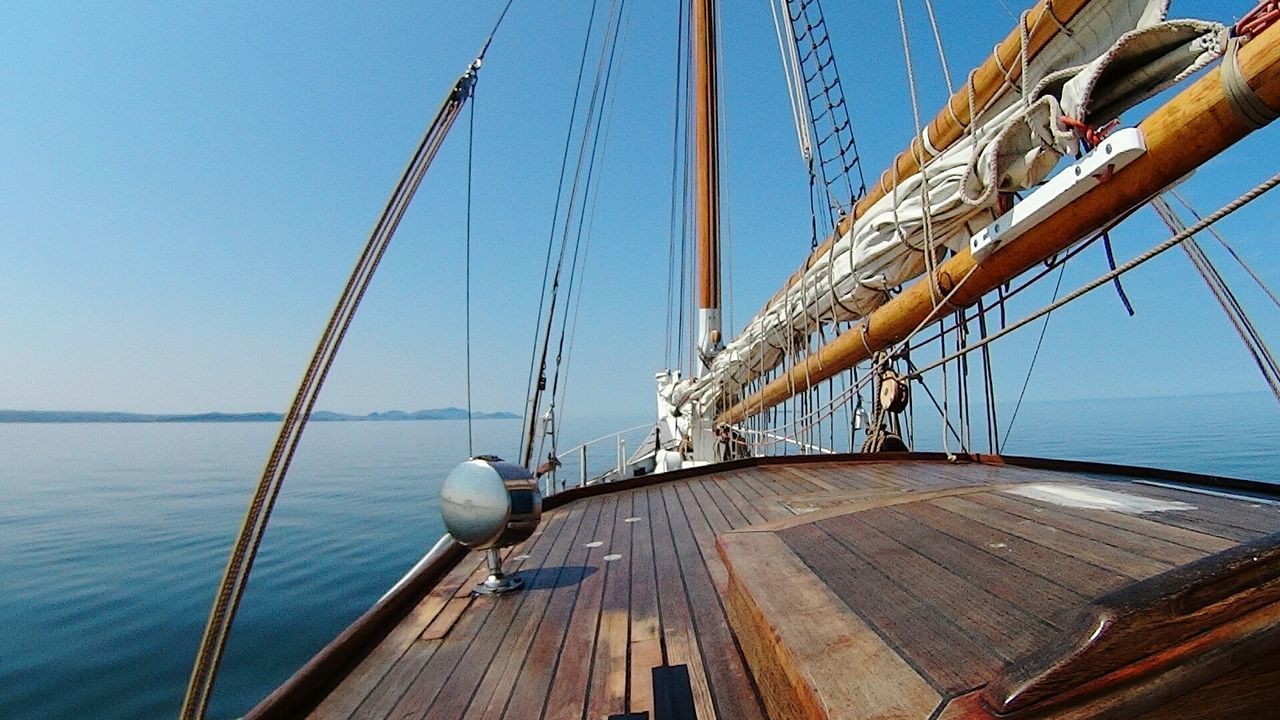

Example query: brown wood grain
[665,483,766,719]
[494,496,608,720]
[779,522,998,693]
[541,495,621,720]
[863,505,1088,628]
[308,549,488,718]
[440,503,587,720]
[422,503,581,720]
[718,530,942,719]
[932,496,1173,580]
[819,511,1058,663]
[648,486,718,720]
[987,531,1280,715]
[584,494,635,720]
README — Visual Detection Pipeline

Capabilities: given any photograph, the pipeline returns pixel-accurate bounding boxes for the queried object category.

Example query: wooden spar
[718,24,1280,426]
[693,0,722,368]
[757,0,1095,314]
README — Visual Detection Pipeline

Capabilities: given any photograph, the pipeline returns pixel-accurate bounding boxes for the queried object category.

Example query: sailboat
[181,0,1280,717]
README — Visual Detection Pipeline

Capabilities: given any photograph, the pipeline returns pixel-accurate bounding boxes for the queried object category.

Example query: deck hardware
[440,456,542,595]
[969,127,1147,263]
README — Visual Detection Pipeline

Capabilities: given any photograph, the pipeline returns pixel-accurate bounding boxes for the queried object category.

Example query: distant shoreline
[0,409,519,424]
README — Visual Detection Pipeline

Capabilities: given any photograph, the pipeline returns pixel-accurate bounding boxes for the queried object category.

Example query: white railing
[541,423,655,497]
[729,424,836,455]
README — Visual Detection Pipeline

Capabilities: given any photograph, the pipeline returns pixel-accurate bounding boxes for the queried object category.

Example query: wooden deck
[288,457,1280,720]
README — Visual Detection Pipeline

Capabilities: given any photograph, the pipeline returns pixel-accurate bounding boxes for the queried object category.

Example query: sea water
[0,394,1276,719]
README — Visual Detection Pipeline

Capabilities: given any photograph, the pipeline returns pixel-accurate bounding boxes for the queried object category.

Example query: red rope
[1238,1,1280,38]
[1059,115,1119,148]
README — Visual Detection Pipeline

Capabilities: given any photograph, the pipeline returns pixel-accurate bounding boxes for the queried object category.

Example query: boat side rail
[540,422,656,497]
[727,424,837,456]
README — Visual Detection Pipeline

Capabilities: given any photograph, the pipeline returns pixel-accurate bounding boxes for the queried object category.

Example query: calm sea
[1,394,1277,719]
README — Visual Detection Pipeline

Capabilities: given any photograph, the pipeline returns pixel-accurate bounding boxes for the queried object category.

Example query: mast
[693,0,722,374]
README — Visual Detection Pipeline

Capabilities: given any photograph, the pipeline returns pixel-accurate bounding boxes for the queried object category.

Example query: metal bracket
[970,127,1148,263]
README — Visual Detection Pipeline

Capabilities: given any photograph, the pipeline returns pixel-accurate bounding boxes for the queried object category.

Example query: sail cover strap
[1222,35,1280,128]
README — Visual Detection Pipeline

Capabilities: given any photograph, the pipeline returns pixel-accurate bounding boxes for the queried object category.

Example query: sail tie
[1222,35,1280,130]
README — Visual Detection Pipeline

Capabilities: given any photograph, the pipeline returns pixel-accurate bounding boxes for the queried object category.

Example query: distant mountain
[0,408,519,423]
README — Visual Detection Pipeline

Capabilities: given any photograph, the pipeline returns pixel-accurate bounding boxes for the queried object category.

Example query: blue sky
[3,0,1278,423]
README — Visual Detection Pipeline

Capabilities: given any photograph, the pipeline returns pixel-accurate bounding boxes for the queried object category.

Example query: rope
[921,0,955,93]
[908,169,1280,379]
[464,79,476,456]
[665,0,688,369]
[522,0,624,467]
[1001,262,1065,451]
[521,0,601,464]
[1171,189,1280,311]
[1152,195,1280,403]
[1222,35,1280,129]
[179,52,487,720]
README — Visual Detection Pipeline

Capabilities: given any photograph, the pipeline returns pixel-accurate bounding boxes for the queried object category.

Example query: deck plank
[665,483,766,720]
[497,500,609,719]
[861,506,1088,628]
[931,495,1173,579]
[541,495,621,720]
[626,490,661,718]
[310,456,1280,720]
[818,511,1058,663]
[780,522,998,693]
[974,492,1210,566]
[421,506,581,720]
[649,486,718,720]
[906,501,1129,598]
[584,494,634,720]
[445,504,588,720]
[311,551,490,718]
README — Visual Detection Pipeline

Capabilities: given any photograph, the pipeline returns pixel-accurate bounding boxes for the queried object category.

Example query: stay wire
[521,0,600,464]
[550,0,629,416]
[665,0,688,367]
[909,169,1280,379]
[1000,261,1065,451]
[465,80,476,456]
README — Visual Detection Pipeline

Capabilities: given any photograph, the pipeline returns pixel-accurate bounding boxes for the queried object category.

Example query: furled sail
[682,0,1224,415]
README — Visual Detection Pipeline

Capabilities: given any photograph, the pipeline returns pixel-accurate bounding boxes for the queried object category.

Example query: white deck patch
[1006,484,1194,513]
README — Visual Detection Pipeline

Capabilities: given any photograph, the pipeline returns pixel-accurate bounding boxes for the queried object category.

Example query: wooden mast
[718,23,1280,425]
[693,0,722,374]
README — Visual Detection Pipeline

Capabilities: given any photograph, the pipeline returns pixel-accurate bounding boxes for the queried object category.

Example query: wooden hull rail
[982,530,1280,718]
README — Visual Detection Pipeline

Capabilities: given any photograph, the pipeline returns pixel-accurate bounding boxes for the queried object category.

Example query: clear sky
[3,0,1278,424]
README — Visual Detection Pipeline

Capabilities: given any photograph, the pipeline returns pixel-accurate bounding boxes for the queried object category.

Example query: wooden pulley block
[879,371,909,414]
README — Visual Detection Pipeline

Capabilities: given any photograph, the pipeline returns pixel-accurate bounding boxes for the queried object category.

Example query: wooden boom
[718,24,1280,425]
[758,0,1096,314]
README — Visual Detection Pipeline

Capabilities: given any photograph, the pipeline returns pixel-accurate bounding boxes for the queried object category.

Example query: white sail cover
[684,0,1224,414]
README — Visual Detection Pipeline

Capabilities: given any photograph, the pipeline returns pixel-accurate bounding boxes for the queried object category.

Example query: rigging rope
[1001,262,1065,451]
[521,0,602,466]
[178,36,499,719]
[465,76,477,456]
[907,169,1280,379]
[522,0,624,467]
[665,0,688,370]
[1171,189,1280,311]
[1152,195,1280,403]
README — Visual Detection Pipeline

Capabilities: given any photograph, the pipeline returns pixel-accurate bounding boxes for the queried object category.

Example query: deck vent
[441,456,543,594]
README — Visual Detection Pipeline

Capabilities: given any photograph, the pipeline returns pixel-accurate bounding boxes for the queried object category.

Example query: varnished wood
[693,0,721,312]
[985,530,1280,716]
[720,22,1280,424]
[259,456,1280,720]
[718,531,942,719]
[759,0,1094,315]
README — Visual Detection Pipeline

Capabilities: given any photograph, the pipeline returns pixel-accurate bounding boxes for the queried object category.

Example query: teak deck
[260,456,1280,720]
